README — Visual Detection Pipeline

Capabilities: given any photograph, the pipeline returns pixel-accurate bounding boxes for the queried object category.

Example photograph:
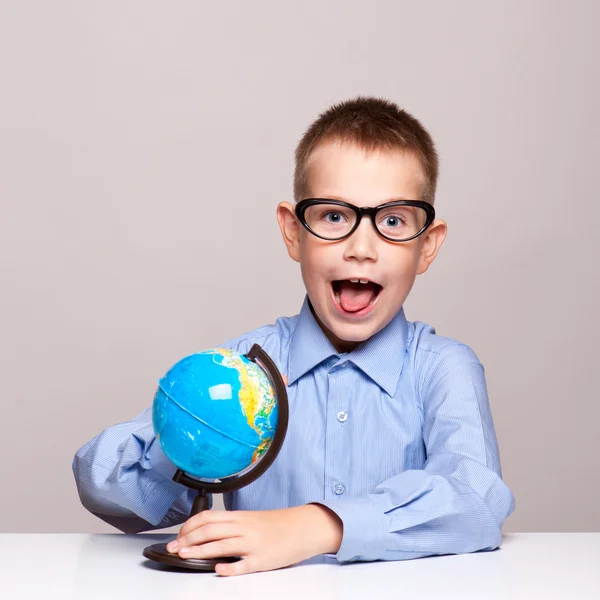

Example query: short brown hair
[293,96,439,204]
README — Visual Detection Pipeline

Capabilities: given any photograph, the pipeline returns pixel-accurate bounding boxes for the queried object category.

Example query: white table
[1,533,598,599]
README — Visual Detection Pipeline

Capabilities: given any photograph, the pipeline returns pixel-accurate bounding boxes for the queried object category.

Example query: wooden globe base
[142,490,237,571]
[142,343,289,572]
[142,543,239,571]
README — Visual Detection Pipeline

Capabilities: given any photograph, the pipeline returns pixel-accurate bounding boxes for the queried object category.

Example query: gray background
[1,1,598,534]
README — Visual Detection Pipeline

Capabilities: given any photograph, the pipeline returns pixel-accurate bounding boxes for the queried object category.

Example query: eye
[380,215,406,228]
[323,211,347,224]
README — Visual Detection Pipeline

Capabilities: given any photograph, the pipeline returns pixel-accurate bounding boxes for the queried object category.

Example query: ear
[417,219,447,275]
[277,201,301,263]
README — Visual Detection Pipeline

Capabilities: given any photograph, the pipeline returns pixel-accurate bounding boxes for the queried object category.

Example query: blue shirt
[73,296,515,563]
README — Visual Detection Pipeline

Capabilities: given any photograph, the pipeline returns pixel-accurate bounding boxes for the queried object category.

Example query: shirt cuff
[142,438,187,525]
[147,436,179,482]
[317,496,390,562]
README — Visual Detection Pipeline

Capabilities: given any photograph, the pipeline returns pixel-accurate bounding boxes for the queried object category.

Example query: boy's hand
[166,504,343,576]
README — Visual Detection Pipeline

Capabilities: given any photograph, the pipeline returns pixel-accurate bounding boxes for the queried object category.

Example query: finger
[281,373,288,387]
[176,523,240,550]
[178,537,245,560]
[215,558,255,577]
[178,510,235,537]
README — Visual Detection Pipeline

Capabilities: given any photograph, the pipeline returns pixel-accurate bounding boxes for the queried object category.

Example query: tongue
[338,281,377,312]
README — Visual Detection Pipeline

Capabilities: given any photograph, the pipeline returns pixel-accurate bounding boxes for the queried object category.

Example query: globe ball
[152,348,279,480]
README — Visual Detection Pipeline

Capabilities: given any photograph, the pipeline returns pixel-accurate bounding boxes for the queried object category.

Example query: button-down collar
[288,295,409,396]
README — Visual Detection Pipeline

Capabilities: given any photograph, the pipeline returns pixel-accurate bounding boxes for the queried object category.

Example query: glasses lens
[376,205,429,240]
[303,203,357,239]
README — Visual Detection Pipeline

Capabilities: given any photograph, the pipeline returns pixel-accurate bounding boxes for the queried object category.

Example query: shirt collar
[288,295,409,396]
[288,297,339,385]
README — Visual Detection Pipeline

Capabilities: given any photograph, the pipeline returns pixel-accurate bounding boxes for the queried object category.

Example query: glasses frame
[295,198,436,243]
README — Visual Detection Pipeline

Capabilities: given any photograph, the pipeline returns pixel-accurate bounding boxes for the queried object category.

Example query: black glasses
[295,198,435,242]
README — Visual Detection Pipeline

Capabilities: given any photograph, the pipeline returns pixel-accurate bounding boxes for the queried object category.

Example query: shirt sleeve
[71,335,258,533]
[317,343,515,563]
[72,406,200,532]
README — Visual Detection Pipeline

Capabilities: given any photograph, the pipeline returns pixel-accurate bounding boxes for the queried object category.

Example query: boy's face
[277,140,446,353]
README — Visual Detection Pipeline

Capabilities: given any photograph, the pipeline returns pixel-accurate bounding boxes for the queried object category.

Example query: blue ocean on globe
[152,348,278,480]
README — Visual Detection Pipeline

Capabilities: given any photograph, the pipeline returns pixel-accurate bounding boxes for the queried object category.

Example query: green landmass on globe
[152,348,279,480]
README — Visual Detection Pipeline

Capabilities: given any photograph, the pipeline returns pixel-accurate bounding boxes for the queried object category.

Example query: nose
[342,217,379,262]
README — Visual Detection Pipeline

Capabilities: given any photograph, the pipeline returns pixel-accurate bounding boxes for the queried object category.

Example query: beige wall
[1,1,598,534]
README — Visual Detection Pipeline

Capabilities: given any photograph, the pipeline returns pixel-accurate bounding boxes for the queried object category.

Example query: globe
[152,347,279,481]
[144,344,287,570]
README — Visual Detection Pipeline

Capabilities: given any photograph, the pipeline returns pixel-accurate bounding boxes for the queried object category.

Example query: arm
[71,334,264,533]
[166,343,514,575]
[318,343,515,563]
[72,407,198,533]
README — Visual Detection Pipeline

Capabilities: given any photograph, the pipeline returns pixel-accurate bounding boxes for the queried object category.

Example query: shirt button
[337,411,348,423]
[333,483,345,495]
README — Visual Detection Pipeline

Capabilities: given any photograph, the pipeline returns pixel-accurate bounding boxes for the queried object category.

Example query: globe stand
[142,343,289,572]
[142,483,237,571]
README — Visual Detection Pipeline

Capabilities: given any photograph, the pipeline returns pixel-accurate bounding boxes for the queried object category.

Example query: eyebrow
[319,194,412,202]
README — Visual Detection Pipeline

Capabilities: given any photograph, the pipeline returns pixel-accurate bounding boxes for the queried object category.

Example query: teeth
[348,279,370,284]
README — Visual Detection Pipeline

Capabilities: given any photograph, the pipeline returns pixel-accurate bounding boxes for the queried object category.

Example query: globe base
[142,543,240,571]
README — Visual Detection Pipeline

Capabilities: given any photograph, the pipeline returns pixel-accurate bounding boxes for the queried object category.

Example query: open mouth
[331,279,383,315]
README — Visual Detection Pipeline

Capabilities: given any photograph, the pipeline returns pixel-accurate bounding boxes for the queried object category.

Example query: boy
[73,96,515,576]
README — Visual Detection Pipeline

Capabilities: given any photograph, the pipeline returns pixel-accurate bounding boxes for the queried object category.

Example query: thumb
[281,374,288,387]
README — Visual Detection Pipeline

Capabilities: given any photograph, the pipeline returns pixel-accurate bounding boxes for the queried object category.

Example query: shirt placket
[324,360,352,501]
